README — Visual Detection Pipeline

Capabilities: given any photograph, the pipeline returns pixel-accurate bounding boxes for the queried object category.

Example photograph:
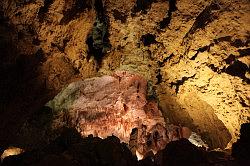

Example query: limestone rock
[47,71,168,157]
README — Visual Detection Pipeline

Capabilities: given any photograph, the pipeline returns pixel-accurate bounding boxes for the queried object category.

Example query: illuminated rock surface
[46,71,191,157]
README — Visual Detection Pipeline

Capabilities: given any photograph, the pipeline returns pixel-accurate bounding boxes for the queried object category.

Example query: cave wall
[0,0,249,149]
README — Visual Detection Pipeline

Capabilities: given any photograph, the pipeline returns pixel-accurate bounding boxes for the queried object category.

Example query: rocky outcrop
[45,71,193,158]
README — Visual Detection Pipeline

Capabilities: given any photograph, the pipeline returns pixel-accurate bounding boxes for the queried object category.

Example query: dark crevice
[140,33,157,46]
[182,2,220,43]
[159,0,177,29]
[191,45,211,60]
[147,80,157,100]
[123,104,129,112]
[51,37,70,52]
[159,16,171,29]
[136,82,140,93]
[208,64,220,73]
[16,0,36,7]
[170,75,195,93]
[117,45,125,50]
[213,36,232,44]
[62,38,70,49]
[37,0,54,22]
[238,48,250,57]
[131,0,155,16]
[32,37,41,46]
[231,39,247,48]
[19,27,30,37]
[246,38,250,46]
[225,54,236,64]
[112,9,128,23]
[131,128,138,136]
[60,0,92,25]
[15,11,22,17]
[156,69,163,85]
[214,36,250,48]
[169,0,178,12]
[239,96,249,107]
[158,53,174,67]
[0,11,6,23]
[188,36,248,61]
[232,34,250,47]
[225,60,249,83]
[190,53,198,60]
[35,48,46,63]
[193,45,211,60]
[86,0,111,70]
[209,59,250,83]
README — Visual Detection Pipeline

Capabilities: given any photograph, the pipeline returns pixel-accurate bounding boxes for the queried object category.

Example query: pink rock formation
[48,71,192,158]
[69,71,165,141]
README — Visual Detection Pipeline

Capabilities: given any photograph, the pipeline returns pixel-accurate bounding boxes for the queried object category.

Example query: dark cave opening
[38,0,54,22]
[140,33,157,46]
[225,60,249,83]
[112,9,128,23]
[131,0,155,15]
[159,0,177,29]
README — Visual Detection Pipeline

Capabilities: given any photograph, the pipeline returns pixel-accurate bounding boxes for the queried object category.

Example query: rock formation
[0,0,249,164]
[46,71,192,158]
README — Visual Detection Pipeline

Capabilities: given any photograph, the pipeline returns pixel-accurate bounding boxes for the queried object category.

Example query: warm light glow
[136,150,144,160]
[1,147,25,162]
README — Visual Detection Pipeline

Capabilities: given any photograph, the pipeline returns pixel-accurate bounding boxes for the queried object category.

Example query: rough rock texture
[46,71,192,158]
[47,71,165,137]
[0,0,249,156]
[104,0,250,148]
